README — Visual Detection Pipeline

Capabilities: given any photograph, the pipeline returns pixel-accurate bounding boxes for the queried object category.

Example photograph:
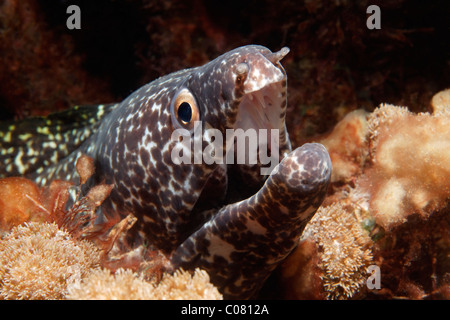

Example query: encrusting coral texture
[363,102,450,229]
[0,177,46,233]
[281,89,450,300]
[302,202,373,300]
[319,109,369,184]
[0,222,101,300]
[281,201,374,300]
[66,268,222,300]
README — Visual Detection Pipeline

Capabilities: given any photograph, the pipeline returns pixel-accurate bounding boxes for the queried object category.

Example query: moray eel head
[114,45,294,252]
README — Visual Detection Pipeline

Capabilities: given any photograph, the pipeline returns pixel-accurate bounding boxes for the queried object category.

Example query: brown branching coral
[0,177,46,233]
[66,268,222,300]
[0,222,101,300]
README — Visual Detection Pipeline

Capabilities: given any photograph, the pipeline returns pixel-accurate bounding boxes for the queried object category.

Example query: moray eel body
[0,45,331,299]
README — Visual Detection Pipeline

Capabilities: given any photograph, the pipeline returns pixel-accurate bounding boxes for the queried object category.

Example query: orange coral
[0,153,140,272]
[0,154,116,235]
[0,177,46,232]
[320,109,369,183]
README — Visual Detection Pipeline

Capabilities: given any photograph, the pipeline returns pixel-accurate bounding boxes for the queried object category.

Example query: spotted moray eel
[0,45,331,299]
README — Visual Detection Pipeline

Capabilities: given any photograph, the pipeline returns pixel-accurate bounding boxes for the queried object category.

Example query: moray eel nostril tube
[0,45,331,299]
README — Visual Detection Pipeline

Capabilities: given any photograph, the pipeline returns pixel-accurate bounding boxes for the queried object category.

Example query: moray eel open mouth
[230,47,290,173]
[0,45,331,299]
[234,78,286,157]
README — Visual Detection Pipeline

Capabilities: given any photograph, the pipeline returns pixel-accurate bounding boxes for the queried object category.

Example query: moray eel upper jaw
[226,47,292,183]
[233,54,289,153]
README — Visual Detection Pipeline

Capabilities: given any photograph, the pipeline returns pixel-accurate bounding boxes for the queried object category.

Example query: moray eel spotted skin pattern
[0,45,331,299]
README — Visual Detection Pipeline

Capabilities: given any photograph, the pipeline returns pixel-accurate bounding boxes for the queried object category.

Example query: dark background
[0,0,449,146]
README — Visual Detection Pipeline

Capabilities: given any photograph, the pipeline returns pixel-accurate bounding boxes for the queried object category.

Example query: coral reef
[0,98,448,300]
[67,268,222,300]
[0,154,223,300]
[303,202,373,300]
[0,177,46,233]
[282,201,373,300]
[363,103,450,229]
[319,109,369,184]
[0,220,222,300]
[0,1,448,300]
[0,222,101,300]
[280,89,450,300]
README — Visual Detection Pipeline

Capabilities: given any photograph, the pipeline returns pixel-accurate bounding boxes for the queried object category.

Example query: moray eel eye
[171,88,200,130]
[178,102,192,123]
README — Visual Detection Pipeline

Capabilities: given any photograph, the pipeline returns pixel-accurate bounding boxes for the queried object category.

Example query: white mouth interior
[229,80,285,165]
